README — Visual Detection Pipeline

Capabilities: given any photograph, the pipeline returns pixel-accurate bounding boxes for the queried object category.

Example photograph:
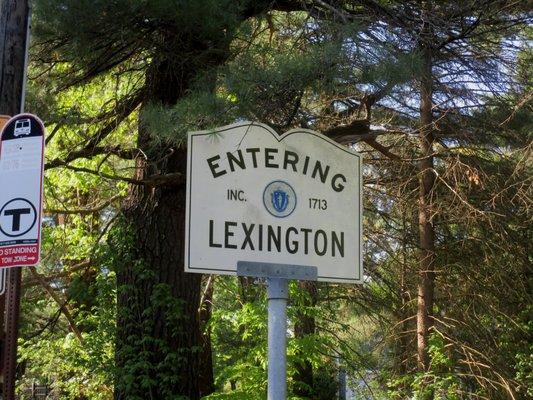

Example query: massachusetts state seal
[263,180,297,218]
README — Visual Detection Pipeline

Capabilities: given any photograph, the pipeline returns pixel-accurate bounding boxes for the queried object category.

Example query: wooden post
[0,116,8,391]
[0,1,31,398]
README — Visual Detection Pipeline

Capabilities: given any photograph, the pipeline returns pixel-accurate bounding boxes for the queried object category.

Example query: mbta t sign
[0,114,45,268]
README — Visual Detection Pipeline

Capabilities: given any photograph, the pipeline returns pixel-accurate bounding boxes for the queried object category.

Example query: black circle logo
[0,198,37,237]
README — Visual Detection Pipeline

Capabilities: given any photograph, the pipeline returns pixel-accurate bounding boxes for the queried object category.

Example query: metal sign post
[237,262,317,399]
[267,277,288,400]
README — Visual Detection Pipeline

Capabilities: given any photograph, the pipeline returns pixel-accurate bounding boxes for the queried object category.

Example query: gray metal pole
[237,262,316,400]
[267,277,288,400]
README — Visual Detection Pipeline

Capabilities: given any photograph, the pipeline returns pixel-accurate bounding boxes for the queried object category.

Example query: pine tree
[31,1,310,398]
[294,1,529,398]
[28,1,530,398]
[278,2,528,395]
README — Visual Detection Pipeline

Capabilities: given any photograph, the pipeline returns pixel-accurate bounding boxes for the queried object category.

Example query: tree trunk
[115,57,203,399]
[397,211,412,378]
[198,276,215,397]
[116,149,202,399]
[416,40,436,375]
[293,281,318,397]
[110,3,304,398]
[0,0,28,115]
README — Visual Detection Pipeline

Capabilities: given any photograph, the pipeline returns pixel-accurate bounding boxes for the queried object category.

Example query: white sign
[0,114,45,268]
[0,268,6,295]
[185,122,362,283]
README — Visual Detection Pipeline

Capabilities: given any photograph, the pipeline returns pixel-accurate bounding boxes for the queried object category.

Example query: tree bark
[111,3,309,398]
[0,0,28,116]
[115,55,204,399]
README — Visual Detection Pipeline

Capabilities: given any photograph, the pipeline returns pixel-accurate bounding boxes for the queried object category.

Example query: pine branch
[45,146,141,170]
[61,164,183,187]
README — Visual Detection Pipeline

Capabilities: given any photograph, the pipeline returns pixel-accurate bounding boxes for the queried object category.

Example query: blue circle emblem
[263,181,297,218]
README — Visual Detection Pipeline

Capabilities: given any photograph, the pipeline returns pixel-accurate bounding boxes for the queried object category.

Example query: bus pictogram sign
[0,114,45,268]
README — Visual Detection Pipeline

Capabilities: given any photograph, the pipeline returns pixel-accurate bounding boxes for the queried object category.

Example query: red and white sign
[0,114,45,268]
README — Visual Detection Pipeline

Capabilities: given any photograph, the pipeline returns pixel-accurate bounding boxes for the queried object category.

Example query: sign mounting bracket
[236,261,317,281]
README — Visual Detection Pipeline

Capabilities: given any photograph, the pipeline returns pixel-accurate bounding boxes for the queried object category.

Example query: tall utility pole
[0,0,31,399]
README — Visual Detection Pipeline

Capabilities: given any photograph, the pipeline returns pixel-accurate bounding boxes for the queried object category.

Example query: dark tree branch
[45,194,124,215]
[62,164,183,187]
[365,139,402,161]
[45,90,143,169]
[23,260,92,289]
[29,266,84,344]
[45,146,142,170]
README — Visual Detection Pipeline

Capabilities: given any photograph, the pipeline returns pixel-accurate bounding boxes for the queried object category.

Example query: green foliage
[20,1,532,399]
[500,306,533,398]
[18,270,116,399]
[17,55,133,399]
[309,364,339,400]
[141,92,232,147]
[203,391,263,400]
[208,277,268,397]
[108,222,192,400]
[141,16,367,144]
[410,334,461,400]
